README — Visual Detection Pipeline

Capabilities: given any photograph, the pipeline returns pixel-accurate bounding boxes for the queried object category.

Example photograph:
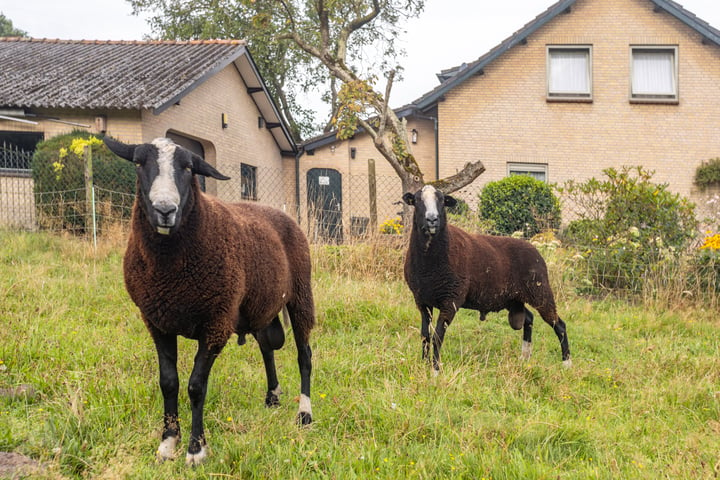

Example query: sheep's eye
[185,167,192,173]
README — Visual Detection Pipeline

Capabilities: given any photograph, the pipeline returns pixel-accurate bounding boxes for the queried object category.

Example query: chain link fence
[1,142,717,304]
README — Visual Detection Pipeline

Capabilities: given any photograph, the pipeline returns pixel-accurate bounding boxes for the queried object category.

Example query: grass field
[1,230,719,479]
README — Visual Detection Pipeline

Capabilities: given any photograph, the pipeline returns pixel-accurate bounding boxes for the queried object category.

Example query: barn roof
[0,38,295,153]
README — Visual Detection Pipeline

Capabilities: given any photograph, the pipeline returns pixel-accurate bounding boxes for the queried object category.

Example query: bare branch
[431,161,487,194]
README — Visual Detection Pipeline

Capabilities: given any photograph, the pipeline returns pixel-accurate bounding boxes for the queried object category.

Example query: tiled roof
[0,38,248,111]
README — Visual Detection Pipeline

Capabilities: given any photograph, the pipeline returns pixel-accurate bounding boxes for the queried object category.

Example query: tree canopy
[0,13,27,37]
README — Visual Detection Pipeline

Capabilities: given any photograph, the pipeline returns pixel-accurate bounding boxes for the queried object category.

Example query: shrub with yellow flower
[693,232,720,294]
[379,217,403,235]
[700,233,720,251]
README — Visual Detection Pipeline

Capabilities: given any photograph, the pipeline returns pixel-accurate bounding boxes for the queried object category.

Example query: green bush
[478,175,561,236]
[694,158,720,189]
[32,131,136,233]
[560,166,698,293]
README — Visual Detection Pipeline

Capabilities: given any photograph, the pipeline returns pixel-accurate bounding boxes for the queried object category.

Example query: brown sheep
[104,137,315,465]
[402,185,571,372]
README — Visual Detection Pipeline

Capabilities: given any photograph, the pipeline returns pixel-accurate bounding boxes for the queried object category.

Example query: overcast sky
[2,0,720,109]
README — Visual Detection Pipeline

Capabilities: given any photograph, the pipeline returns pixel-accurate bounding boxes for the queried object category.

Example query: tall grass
[1,230,719,479]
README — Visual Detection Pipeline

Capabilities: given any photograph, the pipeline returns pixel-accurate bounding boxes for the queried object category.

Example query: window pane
[510,170,546,182]
[508,163,548,182]
[632,50,675,95]
[241,164,257,200]
[549,49,589,94]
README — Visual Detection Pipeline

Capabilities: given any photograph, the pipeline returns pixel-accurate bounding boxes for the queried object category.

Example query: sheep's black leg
[292,327,313,425]
[253,322,283,407]
[431,310,455,372]
[186,337,223,466]
[553,317,571,366]
[286,302,313,425]
[153,333,180,462]
[522,308,534,360]
[536,304,572,367]
[420,305,433,362]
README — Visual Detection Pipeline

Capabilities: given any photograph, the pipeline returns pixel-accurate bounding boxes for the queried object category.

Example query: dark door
[307,168,343,243]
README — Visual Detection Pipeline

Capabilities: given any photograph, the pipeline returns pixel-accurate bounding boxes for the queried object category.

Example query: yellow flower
[700,233,720,250]
[380,217,403,235]
[69,136,103,156]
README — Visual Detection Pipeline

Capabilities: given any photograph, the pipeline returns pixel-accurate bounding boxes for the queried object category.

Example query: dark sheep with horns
[105,137,315,465]
[403,185,571,372]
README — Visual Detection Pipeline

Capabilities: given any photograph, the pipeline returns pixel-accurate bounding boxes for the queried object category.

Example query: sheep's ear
[103,137,138,162]
[402,192,415,206]
[444,195,458,208]
[191,153,231,180]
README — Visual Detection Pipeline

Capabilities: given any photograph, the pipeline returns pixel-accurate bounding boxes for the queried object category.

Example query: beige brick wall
[0,176,34,229]
[438,0,720,221]
[0,108,141,140]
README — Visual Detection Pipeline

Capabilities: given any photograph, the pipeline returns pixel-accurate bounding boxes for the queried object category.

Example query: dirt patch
[0,385,36,400]
[0,452,44,479]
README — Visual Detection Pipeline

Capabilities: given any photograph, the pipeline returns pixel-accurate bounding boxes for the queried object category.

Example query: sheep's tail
[281,305,291,329]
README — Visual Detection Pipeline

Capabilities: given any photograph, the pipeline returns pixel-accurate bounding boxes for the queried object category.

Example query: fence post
[84,145,97,249]
[368,158,378,233]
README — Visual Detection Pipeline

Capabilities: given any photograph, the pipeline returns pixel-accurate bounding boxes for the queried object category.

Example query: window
[547,46,592,101]
[630,46,678,102]
[241,163,257,200]
[508,163,547,182]
[0,131,43,174]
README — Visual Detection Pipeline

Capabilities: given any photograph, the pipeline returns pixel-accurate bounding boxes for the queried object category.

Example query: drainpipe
[295,147,303,223]
[434,116,439,181]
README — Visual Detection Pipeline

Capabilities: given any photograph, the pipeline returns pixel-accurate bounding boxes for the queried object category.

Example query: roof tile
[0,38,247,111]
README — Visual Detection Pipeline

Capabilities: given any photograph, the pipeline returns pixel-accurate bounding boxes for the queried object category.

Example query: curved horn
[191,153,231,181]
[103,137,138,162]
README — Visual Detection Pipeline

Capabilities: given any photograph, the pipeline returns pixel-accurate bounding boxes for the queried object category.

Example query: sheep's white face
[148,138,184,234]
[420,186,440,234]
[103,137,230,236]
[402,185,457,237]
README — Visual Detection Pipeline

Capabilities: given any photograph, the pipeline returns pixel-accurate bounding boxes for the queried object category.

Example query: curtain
[632,50,675,95]
[549,50,589,94]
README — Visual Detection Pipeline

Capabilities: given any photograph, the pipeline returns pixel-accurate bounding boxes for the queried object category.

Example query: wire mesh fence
[0,148,717,304]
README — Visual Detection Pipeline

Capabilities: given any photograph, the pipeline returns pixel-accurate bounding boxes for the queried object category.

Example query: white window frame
[507,163,548,182]
[547,45,593,102]
[629,45,678,103]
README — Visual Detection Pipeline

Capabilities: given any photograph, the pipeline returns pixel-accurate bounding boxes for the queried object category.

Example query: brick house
[303,0,720,232]
[0,38,297,228]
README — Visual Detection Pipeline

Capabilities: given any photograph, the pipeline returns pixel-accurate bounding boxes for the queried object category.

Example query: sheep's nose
[153,202,177,219]
[425,214,438,228]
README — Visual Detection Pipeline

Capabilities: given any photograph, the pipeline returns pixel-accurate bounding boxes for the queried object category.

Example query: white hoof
[156,436,178,462]
[185,445,208,466]
[562,358,573,369]
[298,394,312,418]
[521,340,532,360]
